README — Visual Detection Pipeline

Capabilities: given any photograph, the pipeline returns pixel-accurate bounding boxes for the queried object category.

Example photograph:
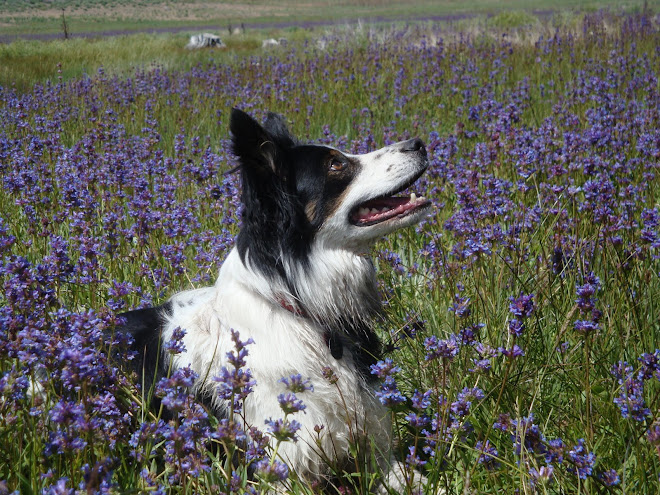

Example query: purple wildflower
[215,418,248,446]
[279,374,313,393]
[508,293,535,319]
[226,329,254,369]
[245,426,270,462]
[575,273,601,311]
[493,413,512,432]
[600,469,620,486]
[156,366,198,414]
[162,326,186,354]
[449,294,471,318]
[612,361,650,421]
[45,400,88,455]
[370,358,400,379]
[529,465,554,487]
[405,412,431,429]
[573,319,599,334]
[450,387,484,418]
[567,439,596,480]
[508,319,524,337]
[647,421,660,446]
[476,440,500,470]
[371,358,407,407]
[375,375,407,407]
[471,342,498,373]
[573,273,602,335]
[277,393,306,415]
[411,389,432,410]
[254,459,289,483]
[214,330,256,413]
[505,414,547,457]
[638,350,660,381]
[545,438,565,464]
[424,334,460,361]
[458,322,484,345]
[42,478,75,495]
[265,418,301,443]
[406,445,427,468]
[499,345,525,359]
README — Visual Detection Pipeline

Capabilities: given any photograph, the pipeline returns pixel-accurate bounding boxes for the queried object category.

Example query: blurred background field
[1,0,654,37]
[1,1,657,92]
[1,2,660,494]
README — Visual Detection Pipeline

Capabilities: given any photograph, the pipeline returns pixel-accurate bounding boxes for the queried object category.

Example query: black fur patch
[115,302,172,416]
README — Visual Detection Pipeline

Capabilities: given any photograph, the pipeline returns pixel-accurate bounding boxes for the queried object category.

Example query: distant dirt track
[0,13,479,44]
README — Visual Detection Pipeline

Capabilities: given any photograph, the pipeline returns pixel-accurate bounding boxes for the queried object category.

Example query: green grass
[487,10,540,28]
[0,30,293,91]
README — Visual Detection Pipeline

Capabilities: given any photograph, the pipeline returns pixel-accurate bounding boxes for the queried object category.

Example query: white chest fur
[161,248,392,478]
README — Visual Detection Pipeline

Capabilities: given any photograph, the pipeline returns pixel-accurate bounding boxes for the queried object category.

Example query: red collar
[275,297,342,359]
[276,296,308,318]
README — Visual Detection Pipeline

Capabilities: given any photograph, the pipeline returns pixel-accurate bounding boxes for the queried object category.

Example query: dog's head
[230,108,431,268]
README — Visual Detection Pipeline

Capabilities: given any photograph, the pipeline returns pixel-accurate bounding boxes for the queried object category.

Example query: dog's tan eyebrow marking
[323,187,352,222]
[305,200,318,223]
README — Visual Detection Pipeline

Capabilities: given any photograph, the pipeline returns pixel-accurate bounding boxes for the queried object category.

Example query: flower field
[1,10,660,494]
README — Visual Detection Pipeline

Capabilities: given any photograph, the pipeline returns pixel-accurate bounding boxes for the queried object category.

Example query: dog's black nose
[400,138,426,154]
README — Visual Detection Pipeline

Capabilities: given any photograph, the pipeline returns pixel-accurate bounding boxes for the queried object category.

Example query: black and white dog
[119,109,431,491]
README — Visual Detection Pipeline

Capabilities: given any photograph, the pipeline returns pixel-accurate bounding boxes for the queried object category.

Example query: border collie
[118,108,431,491]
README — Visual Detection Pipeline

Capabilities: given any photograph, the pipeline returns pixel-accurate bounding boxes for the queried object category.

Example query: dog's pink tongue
[353,195,422,224]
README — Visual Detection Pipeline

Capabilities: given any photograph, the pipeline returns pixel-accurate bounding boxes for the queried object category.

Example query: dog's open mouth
[350,191,432,227]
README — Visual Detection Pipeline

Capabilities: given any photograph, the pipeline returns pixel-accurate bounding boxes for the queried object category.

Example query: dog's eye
[329,158,346,172]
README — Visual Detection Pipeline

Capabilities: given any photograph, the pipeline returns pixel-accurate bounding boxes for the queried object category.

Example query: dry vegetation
[2,2,297,22]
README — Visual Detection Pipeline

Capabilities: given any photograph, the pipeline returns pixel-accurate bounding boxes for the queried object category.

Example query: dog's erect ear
[263,112,297,149]
[230,108,296,176]
[230,108,277,174]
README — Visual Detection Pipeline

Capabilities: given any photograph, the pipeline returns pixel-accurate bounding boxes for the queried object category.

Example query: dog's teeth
[410,192,417,202]
[380,206,389,212]
[358,207,370,216]
[370,208,379,214]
